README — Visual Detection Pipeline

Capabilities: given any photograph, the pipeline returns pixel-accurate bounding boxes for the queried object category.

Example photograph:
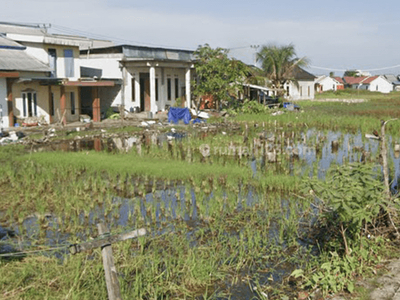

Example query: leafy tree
[192,44,249,110]
[256,43,309,97]
[343,70,358,77]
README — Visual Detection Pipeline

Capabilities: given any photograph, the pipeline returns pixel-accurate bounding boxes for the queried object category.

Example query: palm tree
[256,43,309,97]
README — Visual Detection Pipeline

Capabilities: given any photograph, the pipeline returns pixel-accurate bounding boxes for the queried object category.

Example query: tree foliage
[343,70,358,77]
[256,43,308,96]
[192,44,249,109]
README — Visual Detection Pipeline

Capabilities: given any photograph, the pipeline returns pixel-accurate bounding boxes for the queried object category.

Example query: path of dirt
[368,258,400,300]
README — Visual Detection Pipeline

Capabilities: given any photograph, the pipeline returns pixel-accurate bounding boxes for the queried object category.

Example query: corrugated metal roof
[82,44,195,61]
[0,48,51,72]
[0,35,25,49]
[384,74,398,83]
[0,22,45,36]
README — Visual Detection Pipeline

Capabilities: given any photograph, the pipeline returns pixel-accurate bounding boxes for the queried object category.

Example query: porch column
[185,68,191,109]
[6,78,14,127]
[149,65,156,114]
[92,87,101,122]
[60,86,67,126]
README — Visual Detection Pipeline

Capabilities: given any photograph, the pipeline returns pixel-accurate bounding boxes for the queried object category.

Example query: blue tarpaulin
[168,107,192,124]
[192,118,206,124]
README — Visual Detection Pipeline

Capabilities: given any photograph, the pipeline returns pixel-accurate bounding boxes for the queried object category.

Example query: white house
[343,75,393,93]
[361,76,393,93]
[315,75,343,93]
[80,45,195,115]
[284,66,316,100]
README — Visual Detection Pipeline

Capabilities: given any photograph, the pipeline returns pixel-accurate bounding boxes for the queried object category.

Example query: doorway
[140,73,150,112]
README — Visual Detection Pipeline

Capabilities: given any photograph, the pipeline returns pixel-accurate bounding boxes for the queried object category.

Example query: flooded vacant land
[1,95,400,299]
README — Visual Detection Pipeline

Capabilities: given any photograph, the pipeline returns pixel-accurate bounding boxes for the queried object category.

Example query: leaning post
[97,223,122,300]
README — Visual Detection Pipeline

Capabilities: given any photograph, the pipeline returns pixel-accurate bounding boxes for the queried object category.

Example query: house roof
[0,35,25,50]
[0,23,94,48]
[343,76,368,85]
[291,66,316,81]
[362,76,379,84]
[384,74,398,83]
[0,36,51,72]
[0,22,45,36]
[334,77,344,84]
[81,44,195,61]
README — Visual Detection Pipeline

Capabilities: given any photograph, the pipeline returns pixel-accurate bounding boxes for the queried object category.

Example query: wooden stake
[97,223,122,300]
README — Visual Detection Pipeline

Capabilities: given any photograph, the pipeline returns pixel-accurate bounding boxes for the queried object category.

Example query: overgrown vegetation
[191,44,249,110]
[1,95,400,298]
[291,163,398,296]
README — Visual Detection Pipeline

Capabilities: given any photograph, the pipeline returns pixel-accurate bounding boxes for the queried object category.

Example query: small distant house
[284,66,316,100]
[315,75,344,93]
[343,75,393,93]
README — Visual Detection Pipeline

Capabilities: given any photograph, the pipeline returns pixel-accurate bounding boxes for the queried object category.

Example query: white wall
[368,77,393,93]
[24,43,81,79]
[318,76,337,92]
[285,80,315,100]
[80,56,124,79]
[0,78,8,128]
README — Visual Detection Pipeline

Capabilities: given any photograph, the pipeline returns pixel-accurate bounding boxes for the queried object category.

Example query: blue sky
[1,0,399,76]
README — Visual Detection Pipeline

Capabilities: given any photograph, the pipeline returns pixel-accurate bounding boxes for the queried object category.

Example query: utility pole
[250,45,260,66]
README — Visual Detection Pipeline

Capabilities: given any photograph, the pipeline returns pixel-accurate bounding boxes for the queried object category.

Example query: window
[175,78,179,99]
[300,87,303,97]
[64,49,74,77]
[21,91,37,117]
[48,49,57,78]
[286,86,290,96]
[167,78,171,100]
[50,92,55,116]
[131,78,136,101]
[70,92,75,115]
[376,85,378,91]
[308,86,310,97]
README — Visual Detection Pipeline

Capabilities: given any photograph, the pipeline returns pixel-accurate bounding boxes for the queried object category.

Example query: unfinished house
[0,22,116,126]
[80,45,195,116]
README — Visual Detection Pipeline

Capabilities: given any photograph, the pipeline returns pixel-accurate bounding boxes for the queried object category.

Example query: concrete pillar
[185,68,191,109]
[92,87,101,122]
[149,66,156,114]
[60,86,67,126]
[121,66,127,108]
[134,77,140,109]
